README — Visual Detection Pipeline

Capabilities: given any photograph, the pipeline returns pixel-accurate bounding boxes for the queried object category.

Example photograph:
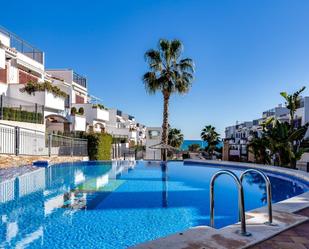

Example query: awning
[149,143,177,151]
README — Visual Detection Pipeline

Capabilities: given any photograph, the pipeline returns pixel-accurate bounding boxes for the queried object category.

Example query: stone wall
[0,155,88,169]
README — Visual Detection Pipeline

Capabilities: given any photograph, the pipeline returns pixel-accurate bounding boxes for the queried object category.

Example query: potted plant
[71,107,77,115]
[78,107,84,115]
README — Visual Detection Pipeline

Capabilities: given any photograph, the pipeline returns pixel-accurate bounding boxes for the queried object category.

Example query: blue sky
[1,0,309,139]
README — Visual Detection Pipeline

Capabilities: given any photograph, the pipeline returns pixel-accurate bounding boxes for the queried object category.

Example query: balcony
[8,84,65,112]
[73,72,87,88]
[0,26,44,64]
[72,103,109,124]
[69,114,86,132]
[91,106,109,121]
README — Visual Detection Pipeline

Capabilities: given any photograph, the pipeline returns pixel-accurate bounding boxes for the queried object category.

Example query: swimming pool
[0,161,308,248]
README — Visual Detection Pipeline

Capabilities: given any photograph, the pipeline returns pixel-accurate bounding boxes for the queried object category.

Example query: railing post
[15,126,20,156]
[42,105,45,124]
[48,133,52,157]
[35,103,38,124]
[71,137,74,157]
[0,94,3,120]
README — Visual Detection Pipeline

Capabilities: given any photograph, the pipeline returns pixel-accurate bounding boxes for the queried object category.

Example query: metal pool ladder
[240,169,273,225]
[209,169,274,236]
[210,169,251,236]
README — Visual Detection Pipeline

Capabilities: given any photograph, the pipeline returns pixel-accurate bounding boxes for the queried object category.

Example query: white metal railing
[0,123,88,156]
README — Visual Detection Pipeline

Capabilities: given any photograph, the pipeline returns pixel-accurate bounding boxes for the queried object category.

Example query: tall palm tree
[168,128,184,148]
[201,125,220,156]
[143,39,195,161]
[280,86,306,129]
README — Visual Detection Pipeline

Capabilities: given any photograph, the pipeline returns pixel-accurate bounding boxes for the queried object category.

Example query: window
[148,130,160,139]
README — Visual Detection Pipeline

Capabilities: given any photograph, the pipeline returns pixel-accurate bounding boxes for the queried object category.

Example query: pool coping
[130,159,309,249]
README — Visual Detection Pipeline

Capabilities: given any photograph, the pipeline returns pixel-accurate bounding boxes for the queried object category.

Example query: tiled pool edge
[130,160,309,249]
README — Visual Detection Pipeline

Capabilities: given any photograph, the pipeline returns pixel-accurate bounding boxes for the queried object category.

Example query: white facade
[0,26,148,139]
[72,103,109,132]
[8,84,65,114]
[224,97,309,161]
[106,109,143,144]
[46,69,88,106]
[68,115,86,132]
[145,127,162,160]
[0,27,68,133]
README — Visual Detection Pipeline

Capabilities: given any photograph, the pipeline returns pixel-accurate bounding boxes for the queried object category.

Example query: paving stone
[249,208,309,249]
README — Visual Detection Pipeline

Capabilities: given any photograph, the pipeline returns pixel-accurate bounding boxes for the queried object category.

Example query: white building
[224,99,309,161]
[145,127,162,160]
[0,26,147,142]
[45,69,89,133]
[0,26,65,131]
[106,109,135,142]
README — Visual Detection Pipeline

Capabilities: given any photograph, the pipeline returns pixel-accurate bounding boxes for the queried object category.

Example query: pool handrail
[210,169,251,236]
[240,168,273,225]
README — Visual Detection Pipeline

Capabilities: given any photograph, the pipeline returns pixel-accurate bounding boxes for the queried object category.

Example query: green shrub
[182,152,190,159]
[78,107,84,115]
[1,107,43,124]
[20,81,67,98]
[71,107,77,115]
[85,133,112,160]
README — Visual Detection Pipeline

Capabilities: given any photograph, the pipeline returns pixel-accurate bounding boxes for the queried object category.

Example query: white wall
[17,52,44,74]
[70,115,86,131]
[7,61,18,83]
[8,84,65,112]
[73,103,109,123]
[106,125,129,137]
[46,70,73,84]
[0,83,8,95]
[0,47,5,69]
[0,32,10,47]
[145,127,162,160]
[0,120,45,132]
[304,97,309,125]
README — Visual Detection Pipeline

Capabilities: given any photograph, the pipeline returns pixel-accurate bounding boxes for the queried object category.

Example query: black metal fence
[0,95,44,124]
[0,123,88,156]
[0,25,44,64]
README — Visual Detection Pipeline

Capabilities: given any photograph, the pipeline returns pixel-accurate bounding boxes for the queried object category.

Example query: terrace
[73,71,87,88]
[0,25,44,64]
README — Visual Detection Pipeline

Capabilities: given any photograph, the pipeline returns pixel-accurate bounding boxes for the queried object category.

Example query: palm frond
[170,40,183,61]
[179,58,195,73]
[143,72,160,94]
[144,49,162,71]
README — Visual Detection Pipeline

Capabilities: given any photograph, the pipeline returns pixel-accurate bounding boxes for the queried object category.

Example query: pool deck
[131,159,309,249]
[250,208,309,249]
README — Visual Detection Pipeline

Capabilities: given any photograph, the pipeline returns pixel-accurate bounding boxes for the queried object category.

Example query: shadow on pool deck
[249,208,309,249]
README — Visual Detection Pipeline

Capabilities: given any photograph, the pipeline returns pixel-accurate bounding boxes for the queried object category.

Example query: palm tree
[280,86,306,129]
[248,135,271,165]
[168,128,184,148]
[143,39,195,161]
[201,125,220,156]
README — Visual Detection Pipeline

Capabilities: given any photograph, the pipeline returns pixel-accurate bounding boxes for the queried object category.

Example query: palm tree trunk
[290,110,294,129]
[161,91,170,161]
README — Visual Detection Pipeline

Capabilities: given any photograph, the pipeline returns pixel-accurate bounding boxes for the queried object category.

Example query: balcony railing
[117,110,122,116]
[73,72,87,88]
[0,94,44,124]
[0,26,44,64]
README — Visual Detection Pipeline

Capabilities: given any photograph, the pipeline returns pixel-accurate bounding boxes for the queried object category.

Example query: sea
[180,140,223,151]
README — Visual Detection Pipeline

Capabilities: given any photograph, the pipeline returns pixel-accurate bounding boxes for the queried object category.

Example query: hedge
[1,107,43,124]
[85,133,112,160]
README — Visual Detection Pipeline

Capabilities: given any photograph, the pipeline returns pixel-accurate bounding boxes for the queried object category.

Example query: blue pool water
[0,161,308,249]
